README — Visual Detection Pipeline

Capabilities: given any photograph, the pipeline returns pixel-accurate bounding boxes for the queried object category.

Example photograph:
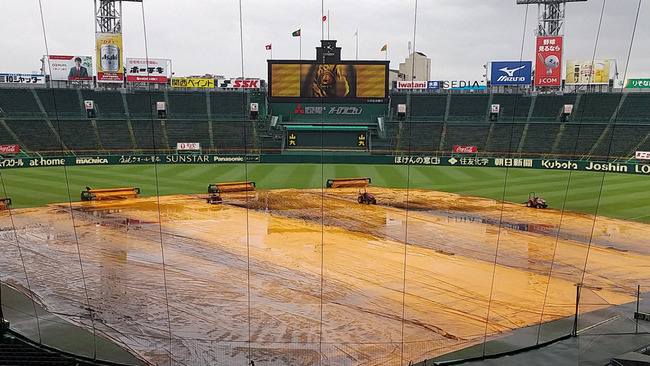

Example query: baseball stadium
[1,1,650,366]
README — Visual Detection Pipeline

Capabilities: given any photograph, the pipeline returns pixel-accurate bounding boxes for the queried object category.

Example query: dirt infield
[1,188,649,365]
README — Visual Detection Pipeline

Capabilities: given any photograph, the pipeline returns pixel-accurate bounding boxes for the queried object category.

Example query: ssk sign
[454,145,477,153]
[0,145,19,153]
[232,79,260,88]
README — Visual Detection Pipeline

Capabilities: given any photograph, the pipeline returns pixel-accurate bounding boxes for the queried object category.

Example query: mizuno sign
[490,61,532,85]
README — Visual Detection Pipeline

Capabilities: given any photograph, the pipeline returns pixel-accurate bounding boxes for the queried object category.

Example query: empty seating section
[590,125,648,158]
[390,94,407,110]
[573,94,621,122]
[96,120,133,152]
[520,123,561,156]
[2,88,649,161]
[5,120,61,152]
[167,92,208,118]
[53,120,100,152]
[616,94,650,123]
[34,89,84,118]
[212,121,255,153]
[409,94,447,119]
[80,90,126,118]
[635,132,650,152]
[397,122,443,152]
[124,92,163,118]
[383,121,400,151]
[131,120,167,151]
[447,95,489,121]
[0,89,42,117]
[485,123,525,154]
[210,92,248,118]
[165,120,212,149]
[0,341,77,366]
[553,124,607,157]
[0,125,20,146]
[529,94,577,122]
[441,123,489,151]
[490,95,532,121]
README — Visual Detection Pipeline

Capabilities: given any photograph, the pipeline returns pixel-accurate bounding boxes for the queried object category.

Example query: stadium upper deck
[0,88,648,160]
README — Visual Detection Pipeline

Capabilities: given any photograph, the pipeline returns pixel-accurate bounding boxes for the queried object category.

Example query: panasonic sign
[490,61,532,85]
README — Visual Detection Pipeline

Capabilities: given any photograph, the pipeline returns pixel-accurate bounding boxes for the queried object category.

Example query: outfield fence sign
[2,155,650,176]
[636,151,650,160]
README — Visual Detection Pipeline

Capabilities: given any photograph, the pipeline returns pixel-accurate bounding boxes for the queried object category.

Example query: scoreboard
[284,126,369,150]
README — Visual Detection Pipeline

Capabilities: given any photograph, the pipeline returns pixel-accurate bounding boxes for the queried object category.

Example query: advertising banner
[395,81,440,90]
[3,154,650,176]
[125,58,169,83]
[490,61,532,85]
[171,78,214,88]
[636,151,650,159]
[440,80,486,90]
[396,81,428,89]
[565,60,610,84]
[268,103,387,122]
[47,55,93,81]
[218,78,261,88]
[534,36,563,87]
[177,143,201,151]
[625,79,650,88]
[453,146,477,153]
[0,73,45,84]
[0,145,19,153]
[96,33,124,83]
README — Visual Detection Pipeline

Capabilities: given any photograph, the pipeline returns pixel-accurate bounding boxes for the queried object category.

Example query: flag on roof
[292,29,301,37]
[265,44,272,50]
[381,44,387,51]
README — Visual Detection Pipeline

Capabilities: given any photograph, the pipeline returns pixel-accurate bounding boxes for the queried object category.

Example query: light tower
[95,0,121,34]
[93,0,140,84]
[516,0,587,36]
[94,0,141,33]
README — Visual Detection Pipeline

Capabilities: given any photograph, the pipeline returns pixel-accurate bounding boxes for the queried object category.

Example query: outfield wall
[1,153,649,176]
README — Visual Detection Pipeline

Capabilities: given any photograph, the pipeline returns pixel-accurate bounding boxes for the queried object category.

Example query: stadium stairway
[0,334,78,366]
[1,284,146,366]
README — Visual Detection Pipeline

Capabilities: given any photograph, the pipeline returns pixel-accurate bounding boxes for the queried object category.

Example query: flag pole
[355,29,358,60]
[327,10,330,40]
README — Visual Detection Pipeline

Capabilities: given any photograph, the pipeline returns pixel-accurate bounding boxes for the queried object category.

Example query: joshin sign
[535,36,563,87]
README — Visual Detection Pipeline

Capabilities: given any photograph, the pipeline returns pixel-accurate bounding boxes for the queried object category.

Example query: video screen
[268,61,388,103]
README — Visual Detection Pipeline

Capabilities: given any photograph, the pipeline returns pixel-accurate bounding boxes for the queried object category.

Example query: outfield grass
[1,163,648,223]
